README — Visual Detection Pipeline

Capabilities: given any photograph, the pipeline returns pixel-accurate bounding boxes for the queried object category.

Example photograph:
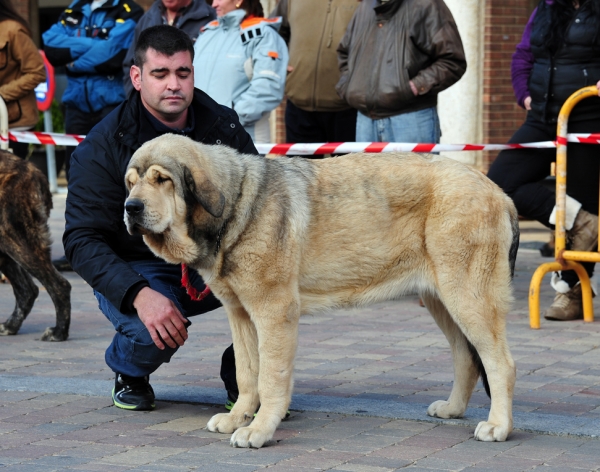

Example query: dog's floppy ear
[183,166,225,218]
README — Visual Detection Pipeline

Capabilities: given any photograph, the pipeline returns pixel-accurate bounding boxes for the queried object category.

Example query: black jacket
[529,1,600,123]
[64,88,257,313]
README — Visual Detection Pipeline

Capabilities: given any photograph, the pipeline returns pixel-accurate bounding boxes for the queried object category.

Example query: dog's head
[124,134,226,264]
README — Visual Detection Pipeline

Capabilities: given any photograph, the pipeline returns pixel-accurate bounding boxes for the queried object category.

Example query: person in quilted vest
[488,0,600,321]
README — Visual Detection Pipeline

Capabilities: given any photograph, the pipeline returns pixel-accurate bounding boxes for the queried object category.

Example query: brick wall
[482,0,536,170]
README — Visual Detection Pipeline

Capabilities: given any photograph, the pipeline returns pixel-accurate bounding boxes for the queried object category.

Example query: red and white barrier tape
[3,130,600,154]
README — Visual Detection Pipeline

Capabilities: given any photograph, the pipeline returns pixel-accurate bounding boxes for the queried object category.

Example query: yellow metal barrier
[529,86,599,328]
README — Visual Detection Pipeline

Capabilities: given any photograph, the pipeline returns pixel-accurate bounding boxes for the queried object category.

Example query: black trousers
[285,99,357,155]
[488,113,600,285]
[64,105,118,181]
[220,343,238,399]
[10,139,30,159]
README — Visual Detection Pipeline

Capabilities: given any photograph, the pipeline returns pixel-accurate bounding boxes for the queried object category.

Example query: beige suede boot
[544,283,584,321]
[568,209,598,252]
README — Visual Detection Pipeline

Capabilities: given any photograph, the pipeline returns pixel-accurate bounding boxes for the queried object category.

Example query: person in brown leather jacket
[0,0,46,158]
[336,0,466,144]
[270,0,358,147]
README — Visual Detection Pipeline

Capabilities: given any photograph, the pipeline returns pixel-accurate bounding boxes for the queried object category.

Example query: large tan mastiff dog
[124,134,518,447]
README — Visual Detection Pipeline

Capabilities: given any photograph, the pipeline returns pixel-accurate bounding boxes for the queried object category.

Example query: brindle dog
[0,149,71,341]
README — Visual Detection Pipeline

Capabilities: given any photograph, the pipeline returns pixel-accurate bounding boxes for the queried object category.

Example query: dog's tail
[508,207,520,279]
[467,341,491,398]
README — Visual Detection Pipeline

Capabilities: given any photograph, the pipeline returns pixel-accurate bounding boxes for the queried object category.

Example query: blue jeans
[95,259,224,378]
[356,107,441,143]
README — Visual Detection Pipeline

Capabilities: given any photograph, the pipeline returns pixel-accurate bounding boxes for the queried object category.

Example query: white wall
[438,0,484,167]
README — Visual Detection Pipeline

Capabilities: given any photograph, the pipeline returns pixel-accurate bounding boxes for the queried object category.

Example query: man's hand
[409,80,418,96]
[133,287,189,350]
[524,96,532,110]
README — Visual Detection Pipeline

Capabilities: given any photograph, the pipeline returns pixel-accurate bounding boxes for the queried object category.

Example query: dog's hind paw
[40,327,68,342]
[0,323,18,336]
[230,426,272,449]
[474,420,511,442]
[207,412,250,434]
[427,400,465,419]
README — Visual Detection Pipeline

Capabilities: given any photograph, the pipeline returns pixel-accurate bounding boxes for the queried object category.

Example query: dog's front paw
[474,420,511,442]
[230,426,272,448]
[427,400,465,419]
[207,412,250,434]
[40,326,68,342]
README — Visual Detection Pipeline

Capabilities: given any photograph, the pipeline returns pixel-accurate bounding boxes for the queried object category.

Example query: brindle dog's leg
[9,250,71,341]
[0,254,39,335]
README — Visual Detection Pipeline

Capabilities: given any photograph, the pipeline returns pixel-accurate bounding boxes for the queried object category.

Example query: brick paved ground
[0,195,599,471]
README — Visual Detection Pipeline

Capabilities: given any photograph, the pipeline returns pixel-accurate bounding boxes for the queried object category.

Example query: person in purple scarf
[488,0,600,321]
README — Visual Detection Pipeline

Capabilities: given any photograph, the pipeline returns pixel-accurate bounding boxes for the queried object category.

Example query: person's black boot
[112,373,155,411]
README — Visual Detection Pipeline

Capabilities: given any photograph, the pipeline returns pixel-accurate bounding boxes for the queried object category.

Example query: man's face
[162,0,191,13]
[130,48,194,127]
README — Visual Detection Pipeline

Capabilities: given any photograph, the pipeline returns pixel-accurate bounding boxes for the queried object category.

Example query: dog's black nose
[125,199,144,215]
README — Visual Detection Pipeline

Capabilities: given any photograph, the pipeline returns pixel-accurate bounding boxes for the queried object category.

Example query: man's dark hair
[133,25,195,68]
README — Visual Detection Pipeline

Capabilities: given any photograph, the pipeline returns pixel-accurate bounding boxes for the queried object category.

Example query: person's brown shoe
[544,284,584,321]
[568,209,598,252]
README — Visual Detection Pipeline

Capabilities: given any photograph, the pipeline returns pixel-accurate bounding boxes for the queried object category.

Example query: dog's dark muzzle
[124,198,147,235]
[125,198,145,216]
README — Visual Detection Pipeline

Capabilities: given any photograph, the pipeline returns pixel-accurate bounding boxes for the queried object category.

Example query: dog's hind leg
[470,326,515,442]
[208,303,261,435]
[436,285,515,442]
[0,255,39,336]
[422,292,480,419]
[10,251,71,341]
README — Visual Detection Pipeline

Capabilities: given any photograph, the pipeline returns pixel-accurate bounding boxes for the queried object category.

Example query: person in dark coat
[64,25,254,410]
[488,0,600,321]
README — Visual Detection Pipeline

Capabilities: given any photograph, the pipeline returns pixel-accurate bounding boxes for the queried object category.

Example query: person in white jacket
[193,0,288,143]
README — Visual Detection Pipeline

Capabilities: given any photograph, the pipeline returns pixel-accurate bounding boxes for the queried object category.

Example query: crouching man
[64,25,255,409]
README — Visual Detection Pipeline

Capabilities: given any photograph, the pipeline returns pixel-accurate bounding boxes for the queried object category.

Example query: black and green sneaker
[112,373,156,411]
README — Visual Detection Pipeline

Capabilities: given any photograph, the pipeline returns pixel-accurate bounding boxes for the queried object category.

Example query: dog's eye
[156,176,170,184]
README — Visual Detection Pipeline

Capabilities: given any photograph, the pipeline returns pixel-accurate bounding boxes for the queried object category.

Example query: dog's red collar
[181,264,211,301]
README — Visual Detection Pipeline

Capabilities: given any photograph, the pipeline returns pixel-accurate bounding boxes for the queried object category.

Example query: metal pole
[0,96,9,151]
[43,110,58,193]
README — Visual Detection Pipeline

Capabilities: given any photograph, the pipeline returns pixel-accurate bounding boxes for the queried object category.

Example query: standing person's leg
[285,100,328,159]
[312,108,358,156]
[285,100,326,143]
[387,107,441,143]
[97,259,229,410]
[355,112,379,142]
[9,139,29,159]
[328,108,357,143]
